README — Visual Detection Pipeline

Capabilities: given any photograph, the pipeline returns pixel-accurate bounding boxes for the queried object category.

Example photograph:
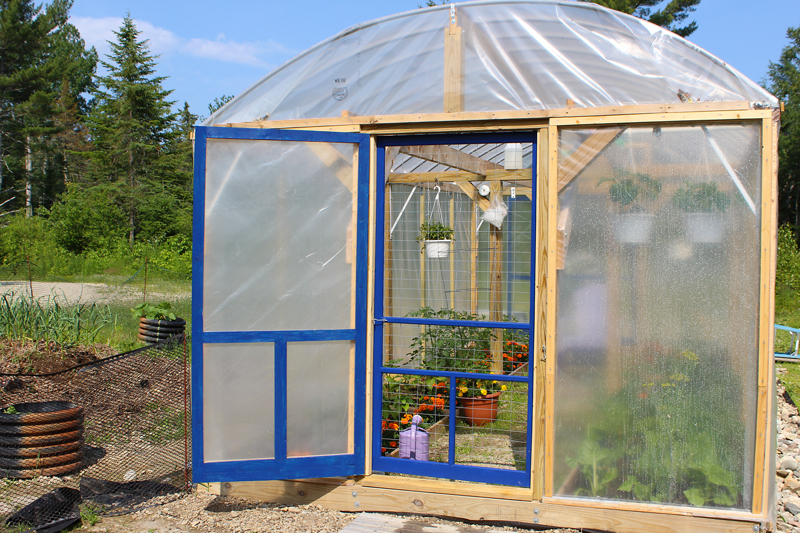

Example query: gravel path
[776,367,800,531]
[79,492,582,533]
[0,280,188,304]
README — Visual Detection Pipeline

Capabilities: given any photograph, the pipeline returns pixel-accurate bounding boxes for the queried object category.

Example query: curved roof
[207,0,776,125]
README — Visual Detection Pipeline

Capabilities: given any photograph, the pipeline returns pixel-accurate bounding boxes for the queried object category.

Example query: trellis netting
[0,337,189,532]
[207,0,777,126]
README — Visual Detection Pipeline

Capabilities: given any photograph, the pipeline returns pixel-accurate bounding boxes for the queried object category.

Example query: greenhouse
[192,2,780,531]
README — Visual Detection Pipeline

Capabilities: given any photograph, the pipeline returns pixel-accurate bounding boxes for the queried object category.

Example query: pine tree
[0,0,95,215]
[767,26,800,230]
[87,14,179,244]
[579,0,700,37]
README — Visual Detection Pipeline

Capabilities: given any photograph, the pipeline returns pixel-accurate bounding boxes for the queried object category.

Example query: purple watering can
[399,415,429,460]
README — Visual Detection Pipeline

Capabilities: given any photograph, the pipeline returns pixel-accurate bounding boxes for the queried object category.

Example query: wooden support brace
[557,127,625,192]
[398,145,501,175]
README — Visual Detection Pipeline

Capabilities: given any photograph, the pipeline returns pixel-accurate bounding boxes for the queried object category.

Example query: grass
[775,284,800,405]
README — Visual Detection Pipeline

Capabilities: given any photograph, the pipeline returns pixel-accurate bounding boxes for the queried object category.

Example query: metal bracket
[373,318,387,325]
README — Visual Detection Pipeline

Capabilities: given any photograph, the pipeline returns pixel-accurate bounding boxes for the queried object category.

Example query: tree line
[0,1,231,276]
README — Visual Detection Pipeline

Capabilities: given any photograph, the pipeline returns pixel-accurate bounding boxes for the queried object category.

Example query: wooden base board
[198,478,768,533]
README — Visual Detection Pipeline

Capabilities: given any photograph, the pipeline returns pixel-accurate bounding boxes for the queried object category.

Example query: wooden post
[471,204,478,314]
[489,181,504,374]
[444,5,464,114]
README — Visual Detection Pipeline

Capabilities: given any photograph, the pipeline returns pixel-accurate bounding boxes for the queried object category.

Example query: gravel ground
[0,280,188,304]
[80,492,582,533]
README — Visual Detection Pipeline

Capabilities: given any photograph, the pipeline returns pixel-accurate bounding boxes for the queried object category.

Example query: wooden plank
[308,142,354,192]
[557,127,624,192]
[339,513,519,533]
[543,124,559,497]
[359,474,532,501]
[456,182,491,212]
[219,101,754,130]
[387,169,532,184]
[550,109,770,126]
[752,114,778,517]
[542,496,763,522]
[216,479,764,532]
[365,137,378,475]
[443,6,463,113]
[450,196,455,309]
[489,181,503,374]
[532,128,548,499]
[470,204,478,314]
[398,145,501,175]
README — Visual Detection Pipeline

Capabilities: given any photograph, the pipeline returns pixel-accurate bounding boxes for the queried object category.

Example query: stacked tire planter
[0,402,84,479]
[138,317,186,344]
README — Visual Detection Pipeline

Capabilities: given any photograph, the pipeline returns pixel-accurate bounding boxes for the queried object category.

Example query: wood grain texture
[387,169,532,184]
[218,101,754,130]
[532,128,548,499]
[398,145,500,175]
[214,478,764,533]
[557,127,624,192]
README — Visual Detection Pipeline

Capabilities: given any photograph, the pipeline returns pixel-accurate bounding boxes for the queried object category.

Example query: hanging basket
[684,213,727,243]
[425,240,451,259]
[612,213,654,244]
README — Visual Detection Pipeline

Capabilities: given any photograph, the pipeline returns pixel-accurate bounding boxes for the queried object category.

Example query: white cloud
[72,16,288,68]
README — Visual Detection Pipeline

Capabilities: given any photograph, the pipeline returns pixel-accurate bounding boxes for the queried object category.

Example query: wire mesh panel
[375,136,534,485]
[0,338,189,531]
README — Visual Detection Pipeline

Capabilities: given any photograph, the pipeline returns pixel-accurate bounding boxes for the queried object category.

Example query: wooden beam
[752,113,778,517]
[308,142,355,192]
[489,181,503,375]
[557,127,625,192]
[456,182,490,212]
[218,101,757,130]
[543,124,559,498]
[443,5,463,113]
[532,128,548,500]
[205,479,766,532]
[387,169,532,184]
[398,145,501,175]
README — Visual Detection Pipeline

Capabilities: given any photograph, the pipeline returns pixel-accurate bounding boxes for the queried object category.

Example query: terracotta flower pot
[458,392,501,427]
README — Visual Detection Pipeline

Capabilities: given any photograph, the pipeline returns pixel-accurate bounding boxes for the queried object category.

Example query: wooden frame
[202,103,778,533]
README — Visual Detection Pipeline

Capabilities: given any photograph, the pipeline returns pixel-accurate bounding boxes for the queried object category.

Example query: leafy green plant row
[0,292,112,347]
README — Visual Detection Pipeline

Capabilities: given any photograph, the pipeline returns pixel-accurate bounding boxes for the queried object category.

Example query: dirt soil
[80,492,582,533]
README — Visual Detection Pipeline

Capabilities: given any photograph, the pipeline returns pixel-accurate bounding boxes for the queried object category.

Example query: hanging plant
[417,221,454,244]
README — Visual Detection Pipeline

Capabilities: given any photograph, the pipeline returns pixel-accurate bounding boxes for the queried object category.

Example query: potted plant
[599,173,662,244]
[672,182,730,243]
[131,302,186,344]
[405,307,509,426]
[417,221,454,259]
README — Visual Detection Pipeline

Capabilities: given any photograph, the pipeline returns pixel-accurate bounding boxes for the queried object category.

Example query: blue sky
[69,0,800,117]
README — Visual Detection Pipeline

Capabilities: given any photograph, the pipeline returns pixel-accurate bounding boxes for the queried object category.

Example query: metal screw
[533,518,539,524]
[351,491,358,498]
[534,508,539,515]
[752,525,759,532]
[354,501,360,508]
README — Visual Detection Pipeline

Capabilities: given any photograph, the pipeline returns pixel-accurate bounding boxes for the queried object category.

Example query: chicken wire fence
[0,336,190,532]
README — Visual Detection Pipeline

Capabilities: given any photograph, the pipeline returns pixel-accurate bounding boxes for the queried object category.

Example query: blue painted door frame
[192,126,370,482]
[371,132,537,487]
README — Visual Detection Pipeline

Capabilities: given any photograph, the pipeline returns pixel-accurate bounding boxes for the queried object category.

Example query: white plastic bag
[481,195,508,229]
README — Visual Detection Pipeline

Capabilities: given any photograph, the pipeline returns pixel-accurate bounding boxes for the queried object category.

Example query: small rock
[782,457,799,471]
[779,469,792,478]
[785,477,800,494]
[123,470,136,481]
[785,501,800,516]
[286,507,302,513]
[230,511,240,517]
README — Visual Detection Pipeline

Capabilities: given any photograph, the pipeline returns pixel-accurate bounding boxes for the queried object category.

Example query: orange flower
[390,441,397,448]
[382,447,387,453]
[389,422,399,431]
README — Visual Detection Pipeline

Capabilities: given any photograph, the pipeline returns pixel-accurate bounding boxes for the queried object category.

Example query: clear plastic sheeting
[554,124,761,509]
[206,1,776,125]
[203,139,357,332]
[203,343,275,462]
[287,341,354,457]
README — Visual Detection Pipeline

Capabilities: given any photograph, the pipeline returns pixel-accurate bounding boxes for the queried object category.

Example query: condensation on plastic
[203,139,356,332]
[203,343,275,462]
[206,1,776,126]
[287,341,353,457]
[554,123,761,509]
